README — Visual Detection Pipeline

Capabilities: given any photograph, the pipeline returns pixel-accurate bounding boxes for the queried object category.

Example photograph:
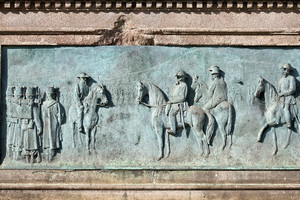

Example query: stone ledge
[0,1,300,11]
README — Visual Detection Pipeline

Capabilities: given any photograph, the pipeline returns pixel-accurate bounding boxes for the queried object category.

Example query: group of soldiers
[166,63,296,135]
[6,86,63,164]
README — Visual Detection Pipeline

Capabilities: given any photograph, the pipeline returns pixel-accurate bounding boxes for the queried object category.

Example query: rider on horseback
[204,65,228,111]
[74,72,90,133]
[165,70,188,135]
[278,63,296,129]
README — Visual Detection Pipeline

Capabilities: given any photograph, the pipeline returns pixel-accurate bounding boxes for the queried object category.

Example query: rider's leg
[168,108,177,134]
[77,105,84,132]
[284,103,291,128]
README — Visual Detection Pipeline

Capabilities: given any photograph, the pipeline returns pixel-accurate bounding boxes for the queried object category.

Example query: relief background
[1,46,300,169]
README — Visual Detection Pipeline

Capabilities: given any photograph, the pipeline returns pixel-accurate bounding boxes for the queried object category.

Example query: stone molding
[1,1,300,11]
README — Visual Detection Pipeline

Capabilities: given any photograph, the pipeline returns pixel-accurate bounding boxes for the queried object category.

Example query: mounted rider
[204,65,228,111]
[165,70,188,135]
[74,72,90,132]
[278,63,296,129]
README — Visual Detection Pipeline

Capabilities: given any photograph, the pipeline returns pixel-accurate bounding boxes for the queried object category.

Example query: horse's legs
[191,127,204,156]
[229,134,233,148]
[91,126,97,150]
[257,123,269,142]
[154,125,164,161]
[72,122,76,148]
[85,127,90,151]
[272,127,278,156]
[284,127,292,149]
[219,125,227,151]
[164,130,171,158]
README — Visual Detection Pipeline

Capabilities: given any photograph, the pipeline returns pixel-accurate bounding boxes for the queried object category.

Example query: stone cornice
[0,1,299,11]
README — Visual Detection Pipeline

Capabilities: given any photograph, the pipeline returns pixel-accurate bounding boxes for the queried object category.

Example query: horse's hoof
[203,153,209,158]
[157,156,163,161]
[283,144,289,149]
[272,150,278,156]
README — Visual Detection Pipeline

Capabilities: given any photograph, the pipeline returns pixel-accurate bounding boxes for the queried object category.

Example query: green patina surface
[1,46,300,169]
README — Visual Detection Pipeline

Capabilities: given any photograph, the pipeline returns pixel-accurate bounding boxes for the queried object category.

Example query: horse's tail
[205,110,216,145]
[226,103,234,136]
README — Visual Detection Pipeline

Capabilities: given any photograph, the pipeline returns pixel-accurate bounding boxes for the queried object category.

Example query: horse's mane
[148,82,167,106]
[83,87,94,104]
[263,79,278,107]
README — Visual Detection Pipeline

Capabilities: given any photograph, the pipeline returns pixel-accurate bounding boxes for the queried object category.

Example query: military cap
[6,86,14,97]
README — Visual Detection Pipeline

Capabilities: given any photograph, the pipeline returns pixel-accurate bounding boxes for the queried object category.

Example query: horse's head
[136,81,147,104]
[95,84,108,106]
[191,75,203,103]
[254,76,265,98]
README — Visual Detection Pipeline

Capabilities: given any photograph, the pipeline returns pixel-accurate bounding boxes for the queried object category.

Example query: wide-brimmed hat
[208,65,220,75]
[77,72,89,79]
[281,63,293,72]
[174,70,187,78]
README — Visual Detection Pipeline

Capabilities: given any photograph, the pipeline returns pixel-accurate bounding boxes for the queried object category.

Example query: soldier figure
[165,70,188,134]
[6,86,16,157]
[23,87,42,164]
[12,86,25,160]
[204,65,228,111]
[42,87,63,161]
[74,72,90,132]
[278,63,296,129]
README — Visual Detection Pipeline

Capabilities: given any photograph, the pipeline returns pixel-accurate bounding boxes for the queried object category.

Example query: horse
[191,75,234,150]
[254,77,299,155]
[69,84,108,152]
[136,81,216,160]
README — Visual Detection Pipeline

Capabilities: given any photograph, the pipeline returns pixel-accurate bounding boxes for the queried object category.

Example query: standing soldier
[6,86,16,157]
[74,72,90,132]
[165,70,188,135]
[204,65,228,111]
[42,87,63,161]
[12,86,25,160]
[278,63,296,129]
[23,87,42,164]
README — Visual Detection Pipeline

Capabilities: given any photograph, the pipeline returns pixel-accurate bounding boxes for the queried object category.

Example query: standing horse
[136,81,216,160]
[191,76,234,150]
[69,84,108,151]
[254,77,299,155]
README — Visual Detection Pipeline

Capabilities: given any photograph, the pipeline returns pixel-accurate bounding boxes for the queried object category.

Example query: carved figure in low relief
[23,87,42,164]
[74,72,90,133]
[11,86,25,160]
[165,70,188,135]
[191,66,234,150]
[69,73,108,152]
[137,70,216,160]
[6,86,16,157]
[42,87,63,161]
[255,63,300,155]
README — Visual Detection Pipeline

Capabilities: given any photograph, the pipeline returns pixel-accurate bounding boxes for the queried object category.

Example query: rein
[139,101,166,108]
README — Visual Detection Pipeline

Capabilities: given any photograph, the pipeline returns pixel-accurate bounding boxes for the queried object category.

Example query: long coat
[42,99,62,150]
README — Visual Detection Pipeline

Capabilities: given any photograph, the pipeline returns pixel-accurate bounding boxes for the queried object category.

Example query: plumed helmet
[6,86,14,96]
[174,70,187,78]
[208,65,220,75]
[15,87,23,96]
[281,63,293,72]
[77,72,89,79]
[26,87,35,97]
